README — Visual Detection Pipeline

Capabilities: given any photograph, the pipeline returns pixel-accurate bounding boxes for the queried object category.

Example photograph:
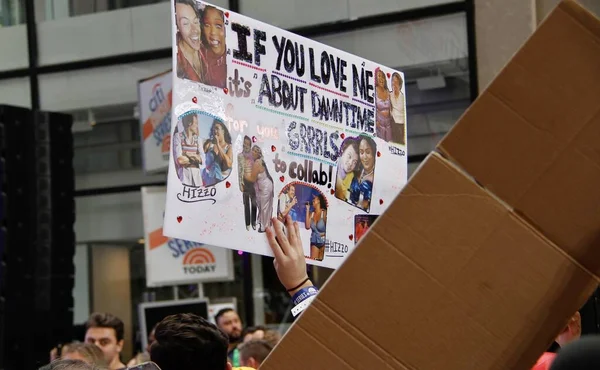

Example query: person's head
[376,69,388,89]
[146,324,158,353]
[251,145,263,160]
[392,72,403,93]
[150,313,229,370]
[287,185,295,199]
[550,335,600,370]
[211,120,231,144]
[182,114,199,135]
[312,193,327,211]
[214,308,243,344]
[238,340,273,369]
[339,139,359,174]
[242,326,266,343]
[358,135,376,172]
[175,0,201,51]
[84,313,124,366]
[556,311,582,347]
[61,343,107,368]
[262,329,281,348]
[39,359,97,370]
[243,136,251,153]
[202,5,226,56]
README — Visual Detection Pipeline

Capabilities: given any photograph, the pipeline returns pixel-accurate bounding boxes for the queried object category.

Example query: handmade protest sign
[164,0,407,269]
[138,70,173,173]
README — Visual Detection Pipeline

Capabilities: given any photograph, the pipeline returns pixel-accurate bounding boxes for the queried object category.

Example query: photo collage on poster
[164,0,408,269]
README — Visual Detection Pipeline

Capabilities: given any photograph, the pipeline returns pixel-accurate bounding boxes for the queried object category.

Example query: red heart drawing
[349,234,354,241]
[192,97,198,104]
[271,145,276,152]
[330,189,335,195]
[252,136,257,143]
[177,216,183,223]
[377,151,381,157]
[279,176,285,182]
[340,133,346,139]
[387,72,391,78]
[224,11,230,18]
[225,181,231,188]
[379,199,384,205]
[223,87,229,94]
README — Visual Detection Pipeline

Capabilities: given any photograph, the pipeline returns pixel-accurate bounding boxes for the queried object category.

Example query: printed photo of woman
[375,68,393,142]
[349,135,377,212]
[201,119,233,187]
[334,138,359,202]
[175,0,207,83]
[244,145,274,233]
[200,4,227,88]
[390,72,406,146]
[305,193,328,261]
[173,114,203,187]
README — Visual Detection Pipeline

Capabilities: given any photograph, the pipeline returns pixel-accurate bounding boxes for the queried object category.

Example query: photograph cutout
[334,135,377,212]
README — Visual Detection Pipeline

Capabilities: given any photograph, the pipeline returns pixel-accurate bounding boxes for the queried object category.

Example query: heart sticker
[177,216,183,223]
[252,136,257,143]
[192,97,198,104]
[279,176,285,182]
[223,87,229,94]
[377,151,381,157]
[340,133,345,139]
[224,11,230,18]
[225,181,231,188]
[379,199,384,205]
[271,145,276,152]
[349,234,354,241]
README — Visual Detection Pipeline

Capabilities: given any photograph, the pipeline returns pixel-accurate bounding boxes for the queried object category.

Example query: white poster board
[138,70,173,174]
[164,1,408,269]
[142,186,234,286]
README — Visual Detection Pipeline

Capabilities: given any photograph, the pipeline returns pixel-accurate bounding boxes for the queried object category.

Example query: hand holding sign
[266,215,310,294]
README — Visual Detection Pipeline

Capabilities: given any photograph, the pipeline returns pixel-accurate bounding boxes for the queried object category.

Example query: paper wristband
[292,296,316,317]
[292,286,319,306]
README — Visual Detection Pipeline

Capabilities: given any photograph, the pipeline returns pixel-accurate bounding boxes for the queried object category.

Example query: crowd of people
[41,215,600,369]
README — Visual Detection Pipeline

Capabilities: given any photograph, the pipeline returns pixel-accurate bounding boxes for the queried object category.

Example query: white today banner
[142,186,234,287]
[138,70,173,174]
[164,1,408,269]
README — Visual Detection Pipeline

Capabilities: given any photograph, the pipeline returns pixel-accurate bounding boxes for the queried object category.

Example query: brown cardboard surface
[438,0,600,275]
[261,1,600,369]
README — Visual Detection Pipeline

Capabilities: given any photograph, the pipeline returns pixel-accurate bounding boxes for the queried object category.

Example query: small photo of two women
[375,68,406,145]
[174,0,227,89]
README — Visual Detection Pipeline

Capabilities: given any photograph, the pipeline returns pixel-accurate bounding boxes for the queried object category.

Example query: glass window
[0,0,25,26]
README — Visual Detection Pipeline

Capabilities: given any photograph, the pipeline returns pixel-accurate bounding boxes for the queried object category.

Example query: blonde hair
[61,343,108,369]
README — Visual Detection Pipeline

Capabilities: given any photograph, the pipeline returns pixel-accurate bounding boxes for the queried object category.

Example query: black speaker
[0,105,76,370]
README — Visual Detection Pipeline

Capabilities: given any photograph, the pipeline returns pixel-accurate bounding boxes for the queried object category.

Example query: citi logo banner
[182,248,217,274]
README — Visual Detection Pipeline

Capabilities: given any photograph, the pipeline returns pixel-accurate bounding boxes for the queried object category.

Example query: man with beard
[238,135,257,230]
[214,309,243,367]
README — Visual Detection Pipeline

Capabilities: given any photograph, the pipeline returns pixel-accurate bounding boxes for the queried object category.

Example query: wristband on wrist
[286,277,310,292]
[292,296,316,317]
[292,286,319,306]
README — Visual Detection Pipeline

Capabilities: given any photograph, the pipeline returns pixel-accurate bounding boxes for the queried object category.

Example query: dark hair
[39,359,96,370]
[339,138,359,159]
[313,193,327,210]
[175,0,199,14]
[208,119,232,144]
[214,308,235,325]
[263,329,281,348]
[86,313,124,342]
[238,339,273,365]
[181,114,195,129]
[150,313,228,370]
[201,5,224,22]
[392,72,403,87]
[61,343,107,368]
[243,135,251,144]
[376,68,389,90]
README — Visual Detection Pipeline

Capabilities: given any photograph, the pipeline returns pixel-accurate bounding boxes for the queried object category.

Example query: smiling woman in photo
[201,5,227,88]
[175,0,207,83]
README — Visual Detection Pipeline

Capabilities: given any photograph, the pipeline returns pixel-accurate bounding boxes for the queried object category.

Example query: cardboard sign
[261,1,600,369]
[164,0,407,269]
[138,70,173,174]
[142,186,234,286]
